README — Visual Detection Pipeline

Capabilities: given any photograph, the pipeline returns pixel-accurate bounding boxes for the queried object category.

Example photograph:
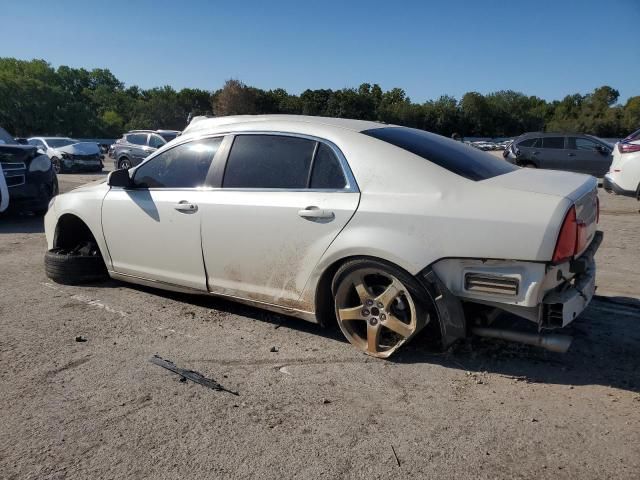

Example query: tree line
[1,58,638,139]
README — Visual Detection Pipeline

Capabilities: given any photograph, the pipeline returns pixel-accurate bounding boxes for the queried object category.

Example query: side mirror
[595,145,609,154]
[108,168,132,188]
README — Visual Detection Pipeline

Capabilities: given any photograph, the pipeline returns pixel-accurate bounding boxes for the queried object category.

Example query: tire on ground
[45,247,108,285]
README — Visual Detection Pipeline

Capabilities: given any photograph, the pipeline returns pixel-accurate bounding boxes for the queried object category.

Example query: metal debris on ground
[75,336,87,342]
[391,445,401,467]
[150,355,239,396]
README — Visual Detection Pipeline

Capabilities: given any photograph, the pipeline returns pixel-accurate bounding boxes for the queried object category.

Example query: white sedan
[44,115,602,358]
[28,137,102,173]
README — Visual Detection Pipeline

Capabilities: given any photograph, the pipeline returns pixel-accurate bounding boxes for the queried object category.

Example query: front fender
[44,182,112,269]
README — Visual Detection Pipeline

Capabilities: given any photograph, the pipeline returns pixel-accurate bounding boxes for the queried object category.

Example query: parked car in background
[154,130,181,142]
[0,158,8,213]
[111,130,169,169]
[27,137,103,174]
[0,127,58,214]
[45,115,601,358]
[504,133,613,176]
[604,128,640,198]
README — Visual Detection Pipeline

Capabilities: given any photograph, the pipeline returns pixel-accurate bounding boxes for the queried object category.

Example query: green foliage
[0,58,637,139]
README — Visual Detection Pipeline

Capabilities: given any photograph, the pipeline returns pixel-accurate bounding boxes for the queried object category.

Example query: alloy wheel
[334,267,424,358]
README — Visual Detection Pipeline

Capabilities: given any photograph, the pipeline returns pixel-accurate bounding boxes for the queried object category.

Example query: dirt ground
[0,167,639,479]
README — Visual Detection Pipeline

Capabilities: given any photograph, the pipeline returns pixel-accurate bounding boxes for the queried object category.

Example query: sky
[1,0,638,103]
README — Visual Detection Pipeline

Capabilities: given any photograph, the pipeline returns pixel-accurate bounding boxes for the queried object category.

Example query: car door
[199,133,360,309]
[537,136,567,170]
[566,136,612,176]
[120,133,147,163]
[514,137,540,165]
[101,137,223,290]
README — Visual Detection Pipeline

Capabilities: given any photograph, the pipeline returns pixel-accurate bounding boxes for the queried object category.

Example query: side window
[541,137,565,149]
[223,135,315,189]
[517,138,537,148]
[133,137,222,188]
[568,137,599,151]
[28,139,39,147]
[149,134,166,149]
[310,143,347,189]
[127,134,147,145]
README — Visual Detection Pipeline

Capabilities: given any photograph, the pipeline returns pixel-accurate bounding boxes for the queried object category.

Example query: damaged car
[43,115,602,358]
[28,137,103,174]
[1,127,58,215]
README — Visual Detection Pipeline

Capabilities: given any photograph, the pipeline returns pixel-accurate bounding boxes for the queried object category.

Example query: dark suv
[0,127,58,214]
[112,130,180,169]
[504,133,613,177]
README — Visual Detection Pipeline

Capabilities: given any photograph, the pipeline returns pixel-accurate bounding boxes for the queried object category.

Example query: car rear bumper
[603,174,636,197]
[541,230,603,328]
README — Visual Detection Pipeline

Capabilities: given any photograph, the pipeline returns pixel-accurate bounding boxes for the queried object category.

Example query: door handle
[568,153,576,157]
[298,206,334,219]
[532,151,540,155]
[174,201,198,213]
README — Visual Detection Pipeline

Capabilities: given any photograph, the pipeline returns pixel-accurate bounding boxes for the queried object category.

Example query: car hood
[56,142,100,155]
[0,144,39,164]
[71,178,108,193]
[481,168,597,202]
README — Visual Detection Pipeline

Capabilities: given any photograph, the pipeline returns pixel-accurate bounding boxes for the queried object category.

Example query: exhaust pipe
[472,327,572,353]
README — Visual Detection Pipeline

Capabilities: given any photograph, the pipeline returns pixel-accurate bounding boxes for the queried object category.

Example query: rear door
[199,133,359,308]
[566,136,612,176]
[538,136,567,170]
[122,133,148,163]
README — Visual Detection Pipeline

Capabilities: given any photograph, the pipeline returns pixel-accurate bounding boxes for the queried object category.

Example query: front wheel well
[54,214,99,250]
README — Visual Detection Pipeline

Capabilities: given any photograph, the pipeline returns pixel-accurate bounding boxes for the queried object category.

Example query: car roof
[517,132,594,139]
[183,115,387,136]
[29,137,75,141]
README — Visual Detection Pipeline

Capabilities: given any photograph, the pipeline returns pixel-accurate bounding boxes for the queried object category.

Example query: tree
[213,79,256,116]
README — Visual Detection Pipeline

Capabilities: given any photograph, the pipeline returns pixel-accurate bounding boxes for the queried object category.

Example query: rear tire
[118,158,132,170]
[45,244,108,285]
[331,258,434,358]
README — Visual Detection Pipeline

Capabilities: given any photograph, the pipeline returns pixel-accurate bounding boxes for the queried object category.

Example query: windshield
[0,127,16,145]
[362,127,518,181]
[46,138,77,148]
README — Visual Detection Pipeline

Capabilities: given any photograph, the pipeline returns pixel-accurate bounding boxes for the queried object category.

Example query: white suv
[604,129,640,198]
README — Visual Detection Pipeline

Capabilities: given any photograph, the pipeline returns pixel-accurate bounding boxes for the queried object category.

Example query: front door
[102,137,223,290]
[200,134,359,308]
[566,136,612,176]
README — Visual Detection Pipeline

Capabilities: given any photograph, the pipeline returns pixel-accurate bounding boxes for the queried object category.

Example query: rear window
[362,127,517,181]
[127,134,147,145]
[541,137,565,149]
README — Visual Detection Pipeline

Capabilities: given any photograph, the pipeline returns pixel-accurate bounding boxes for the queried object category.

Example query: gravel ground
[0,168,639,479]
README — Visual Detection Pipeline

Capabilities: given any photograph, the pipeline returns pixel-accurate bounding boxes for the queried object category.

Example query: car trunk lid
[483,168,599,258]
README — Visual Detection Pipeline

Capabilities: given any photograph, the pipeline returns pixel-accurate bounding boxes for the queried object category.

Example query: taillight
[618,142,640,154]
[553,205,590,263]
[553,207,578,263]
